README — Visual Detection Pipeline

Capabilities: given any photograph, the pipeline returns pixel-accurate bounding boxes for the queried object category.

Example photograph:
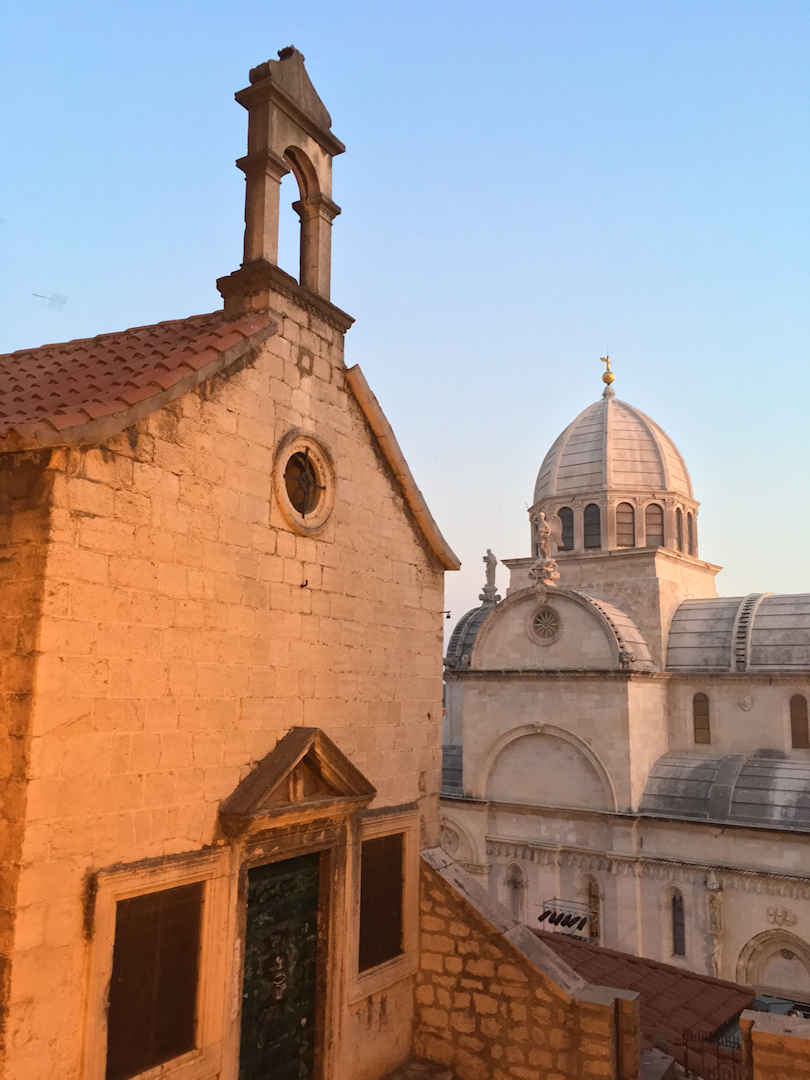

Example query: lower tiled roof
[0,310,275,449]
[534,929,754,1055]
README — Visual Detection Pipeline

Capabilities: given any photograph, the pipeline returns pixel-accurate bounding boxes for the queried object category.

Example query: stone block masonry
[740,1010,810,1079]
[2,298,449,1079]
[416,851,640,1080]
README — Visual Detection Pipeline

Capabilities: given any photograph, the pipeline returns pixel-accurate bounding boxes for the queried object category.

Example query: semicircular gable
[470,587,653,673]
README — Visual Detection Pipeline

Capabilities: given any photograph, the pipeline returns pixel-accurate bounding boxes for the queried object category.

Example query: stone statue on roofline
[528,511,560,589]
[479,549,501,605]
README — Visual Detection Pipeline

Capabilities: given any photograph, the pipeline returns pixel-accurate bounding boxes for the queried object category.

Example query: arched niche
[737,930,810,998]
[484,725,615,811]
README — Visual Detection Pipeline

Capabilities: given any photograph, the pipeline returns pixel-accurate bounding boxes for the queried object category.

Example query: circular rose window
[273,431,335,534]
[529,604,560,644]
[284,449,321,515]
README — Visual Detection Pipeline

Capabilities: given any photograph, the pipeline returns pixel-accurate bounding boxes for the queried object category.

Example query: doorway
[239,852,322,1080]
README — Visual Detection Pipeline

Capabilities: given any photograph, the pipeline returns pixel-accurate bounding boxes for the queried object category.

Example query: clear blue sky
[2,2,809,634]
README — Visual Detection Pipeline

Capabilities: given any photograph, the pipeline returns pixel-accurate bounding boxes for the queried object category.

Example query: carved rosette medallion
[529,605,561,645]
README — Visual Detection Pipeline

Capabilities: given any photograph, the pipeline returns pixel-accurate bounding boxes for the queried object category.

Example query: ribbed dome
[445,604,496,670]
[534,395,692,503]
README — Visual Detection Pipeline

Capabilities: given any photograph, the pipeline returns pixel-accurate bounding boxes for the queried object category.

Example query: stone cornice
[235,78,345,157]
[217,259,355,333]
[503,547,721,575]
[486,836,810,898]
[444,666,810,684]
[445,793,810,839]
[443,668,665,682]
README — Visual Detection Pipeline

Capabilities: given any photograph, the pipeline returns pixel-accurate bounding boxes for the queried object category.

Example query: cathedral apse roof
[533,393,692,503]
[641,750,810,830]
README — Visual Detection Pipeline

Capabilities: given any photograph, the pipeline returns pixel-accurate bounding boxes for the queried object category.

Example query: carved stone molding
[486,836,810,897]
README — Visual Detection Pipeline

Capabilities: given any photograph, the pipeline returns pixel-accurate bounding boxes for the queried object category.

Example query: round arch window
[273,431,335,534]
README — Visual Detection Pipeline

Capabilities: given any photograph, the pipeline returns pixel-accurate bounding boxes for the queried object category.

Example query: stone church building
[442,361,810,1007]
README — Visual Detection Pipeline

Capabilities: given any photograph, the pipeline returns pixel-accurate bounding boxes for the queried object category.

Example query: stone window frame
[693,692,711,745]
[527,603,562,646]
[82,849,231,1080]
[347,805,419,1003]
[272,429,336,535]
[790,694,810,750]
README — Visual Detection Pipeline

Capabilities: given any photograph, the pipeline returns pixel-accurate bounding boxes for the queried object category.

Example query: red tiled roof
[0,310,275,450]
[533,929,755,1055]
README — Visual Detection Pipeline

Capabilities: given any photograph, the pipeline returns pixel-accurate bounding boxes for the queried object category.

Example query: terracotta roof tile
[0,310,275,447]
[533,929,755,1056]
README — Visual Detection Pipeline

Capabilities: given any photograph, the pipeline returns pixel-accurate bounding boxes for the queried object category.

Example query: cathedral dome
[533,393,693,504]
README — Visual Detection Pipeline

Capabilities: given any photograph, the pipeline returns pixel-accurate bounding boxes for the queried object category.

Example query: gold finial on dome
[600,354,615,398]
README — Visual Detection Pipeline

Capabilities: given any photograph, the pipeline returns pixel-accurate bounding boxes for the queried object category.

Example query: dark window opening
[583,504,601,549]
[106,882,203,1080]
[693,692,711,744]
[676,508,684,552]
[645,503,664,548]
[358,833,403,972]
[687,512,695,555]
[284,448,323,516]
[616,503,635,547]
[791,695,810,749]
[587,879,601,941]
[558,507,574,551]
[672,890,686,956]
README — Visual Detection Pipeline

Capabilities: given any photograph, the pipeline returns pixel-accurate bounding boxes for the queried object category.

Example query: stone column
[238,149,291,265]
[293,195,341,298]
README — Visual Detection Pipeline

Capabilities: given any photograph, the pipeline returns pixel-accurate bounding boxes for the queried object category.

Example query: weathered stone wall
[0,451,52,1079]
[4,293,446,1078]
[740,1010,810,1079]
[415,857,640,1080]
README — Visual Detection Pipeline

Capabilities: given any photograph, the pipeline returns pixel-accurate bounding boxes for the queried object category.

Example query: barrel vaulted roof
[667,594,810,673]
[641,751,810,830]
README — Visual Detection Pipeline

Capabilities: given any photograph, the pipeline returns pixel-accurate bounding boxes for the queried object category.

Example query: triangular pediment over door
[219,727,376,836]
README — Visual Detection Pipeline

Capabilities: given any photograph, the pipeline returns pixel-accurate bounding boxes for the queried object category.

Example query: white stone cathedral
[441,362,810,1004]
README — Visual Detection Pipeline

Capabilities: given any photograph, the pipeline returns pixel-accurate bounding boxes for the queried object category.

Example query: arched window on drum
[645,503,664,548]
[583,504,601,549]
[558,507,574,551]
[616,503,635,548]
[687,512,696,555]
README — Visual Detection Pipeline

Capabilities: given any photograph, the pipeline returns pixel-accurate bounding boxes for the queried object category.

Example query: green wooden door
[239,853,321,1080]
